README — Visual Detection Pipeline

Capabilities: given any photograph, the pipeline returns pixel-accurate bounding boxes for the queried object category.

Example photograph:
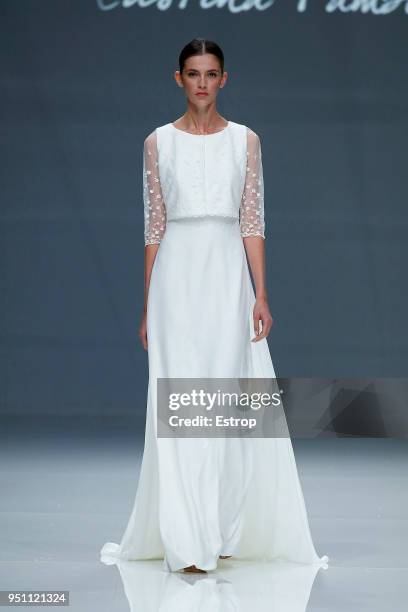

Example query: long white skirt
[100,216,329,572]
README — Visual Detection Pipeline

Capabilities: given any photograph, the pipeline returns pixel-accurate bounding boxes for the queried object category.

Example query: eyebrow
[186,68,220,72]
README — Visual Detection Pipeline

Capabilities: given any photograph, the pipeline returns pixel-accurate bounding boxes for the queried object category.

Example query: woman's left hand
[251,297,274,342]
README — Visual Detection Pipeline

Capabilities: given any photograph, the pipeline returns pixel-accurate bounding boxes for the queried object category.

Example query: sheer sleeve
[143,130,166,246]
[239,128,265,239]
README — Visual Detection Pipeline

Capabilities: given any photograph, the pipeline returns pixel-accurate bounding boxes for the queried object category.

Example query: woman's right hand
[139,311,148,351]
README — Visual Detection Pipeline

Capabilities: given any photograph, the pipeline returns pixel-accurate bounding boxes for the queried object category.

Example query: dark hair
[179,38,225,75]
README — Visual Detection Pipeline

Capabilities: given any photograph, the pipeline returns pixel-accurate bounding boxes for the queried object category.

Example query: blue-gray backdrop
[1,1,407,419]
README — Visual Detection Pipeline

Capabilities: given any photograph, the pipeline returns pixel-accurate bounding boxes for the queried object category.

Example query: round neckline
[170,121,230,136]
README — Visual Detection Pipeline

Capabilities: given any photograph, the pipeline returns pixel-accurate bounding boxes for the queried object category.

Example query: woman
[101,38,329,574]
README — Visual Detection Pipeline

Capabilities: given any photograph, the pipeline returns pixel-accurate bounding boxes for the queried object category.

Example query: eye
[186,71,218,78]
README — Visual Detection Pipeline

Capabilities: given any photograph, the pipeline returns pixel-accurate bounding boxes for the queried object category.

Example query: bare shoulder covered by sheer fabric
[239,127,265,239]
[143,130,166,245]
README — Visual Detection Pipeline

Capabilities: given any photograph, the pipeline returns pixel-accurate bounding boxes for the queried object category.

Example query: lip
[196,92,208,96]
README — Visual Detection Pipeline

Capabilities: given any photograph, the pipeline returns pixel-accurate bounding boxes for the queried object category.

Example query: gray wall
[1,1,407,416]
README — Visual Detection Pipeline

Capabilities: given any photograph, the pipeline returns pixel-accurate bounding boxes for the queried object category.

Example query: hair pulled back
[178,38,225,75]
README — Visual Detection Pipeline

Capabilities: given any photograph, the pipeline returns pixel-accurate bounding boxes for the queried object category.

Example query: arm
[139,130,166,350]
[240,128,274,342]
[143,244,159,315]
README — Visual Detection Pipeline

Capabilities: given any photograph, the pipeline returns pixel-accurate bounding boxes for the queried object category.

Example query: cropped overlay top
[143,120,265,246]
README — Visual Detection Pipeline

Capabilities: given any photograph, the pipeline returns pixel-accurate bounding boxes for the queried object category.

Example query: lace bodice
[143,121,265,245]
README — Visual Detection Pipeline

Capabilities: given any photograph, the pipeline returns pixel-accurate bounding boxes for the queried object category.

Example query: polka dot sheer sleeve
[239,128,265,239]
[143,130,166,246]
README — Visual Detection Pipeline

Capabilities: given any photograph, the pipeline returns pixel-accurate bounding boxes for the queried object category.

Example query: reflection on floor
[0,416,407,611]
[102,557,325,611]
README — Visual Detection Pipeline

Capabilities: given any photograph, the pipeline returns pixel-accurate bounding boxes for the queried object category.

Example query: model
[100,38,329,574]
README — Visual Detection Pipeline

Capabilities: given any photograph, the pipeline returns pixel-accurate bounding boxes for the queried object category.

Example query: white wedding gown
[100,121,329,572]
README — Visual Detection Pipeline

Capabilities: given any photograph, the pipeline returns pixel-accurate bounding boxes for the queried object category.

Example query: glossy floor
[0,417,407,611]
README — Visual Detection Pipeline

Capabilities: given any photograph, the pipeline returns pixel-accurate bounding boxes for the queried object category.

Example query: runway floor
[0,416,407,611]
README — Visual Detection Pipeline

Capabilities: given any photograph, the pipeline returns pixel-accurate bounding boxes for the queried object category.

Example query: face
[174,53,227,104]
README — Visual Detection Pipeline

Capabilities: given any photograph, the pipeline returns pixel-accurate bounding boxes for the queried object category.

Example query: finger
[251,318,272,342]
[253,315,261,337]
[262,319,272,336]
[139,329,148,350]
[251,320,263,342]
[252,330,267,342]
